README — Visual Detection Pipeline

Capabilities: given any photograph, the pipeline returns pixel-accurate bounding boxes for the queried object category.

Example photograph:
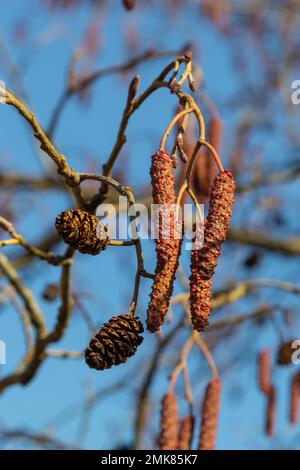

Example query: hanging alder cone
[289,372,300,424]
[257,349,271,395]
[177,415,194,450]
[199,378,222,450]
[190,170,235,331]
[158,392,179,450]
[85,314,144,370]
[147,150,183,332]
[265,385,276,437]
[55,209,109,255]
[277,339,296,366]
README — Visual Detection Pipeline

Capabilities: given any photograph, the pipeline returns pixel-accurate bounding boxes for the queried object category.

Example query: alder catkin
[55,209,109,255]
[146,150,183,332]
[190,170,235,331]
[199,378,222,450]
[258,349,271,395]
[158,392,179,450]
[85,314,143,370]
[289,372,300,424]
[122,0,135,10]
[195,116,223,202]
[265,385,276,437]
[177,415,194,450]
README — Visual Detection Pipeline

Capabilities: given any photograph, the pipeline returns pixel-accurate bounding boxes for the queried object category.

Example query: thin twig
[0,86,85,209]
[193,332,219,379]
[47,47,187,138]
[0,216,65,265]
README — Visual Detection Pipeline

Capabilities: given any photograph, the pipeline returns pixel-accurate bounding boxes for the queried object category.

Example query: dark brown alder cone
[199,378,222,450]
[147,150,183,332]
[190,170,235,331]
[177,415,194,450]
[258,349,271,395]
[265,385,276,437]
[158,392,179,450]
[289,372,300,424]
[85,314,144,370]
[277,339,296,366]
[55,209,109,255]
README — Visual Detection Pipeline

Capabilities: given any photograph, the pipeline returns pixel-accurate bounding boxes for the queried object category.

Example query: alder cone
[190,170,235,331]
[55,209,109,255]
[199,378,222,450]
[147,150,183,332]
[177,415,194,450]
[158,392,179,450]
[277,339,296,366]
[85,314,144,370]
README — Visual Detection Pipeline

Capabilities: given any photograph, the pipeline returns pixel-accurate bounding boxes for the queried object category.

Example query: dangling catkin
[177,415,194,450]
[258,349,271,395]
[195,116,223,202]
[265,385,276,437]
[158,392,179,450]
[199,378,222,450]
[122,0,135,10]
[289,372,300,424]
[190,170,235,331]
[147,150,183,332]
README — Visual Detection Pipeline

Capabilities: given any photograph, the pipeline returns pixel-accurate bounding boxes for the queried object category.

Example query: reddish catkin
[146,150,183,332]
[190,170,235,331]
[177,415,194,450]
[122,0,135,10]
[265,385,276,437]
[199,378,222,450]
[289,372,300,424]
[158,392,179,450]
[195,116,223,202]
[258,349,271,395]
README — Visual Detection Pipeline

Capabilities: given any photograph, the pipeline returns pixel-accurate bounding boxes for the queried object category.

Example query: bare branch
[47,46,187,138]
[0,216,65,265]
[228,228,300,256]
[0,252,46,335]
[0,173,64,191]
[0,87,86,209]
